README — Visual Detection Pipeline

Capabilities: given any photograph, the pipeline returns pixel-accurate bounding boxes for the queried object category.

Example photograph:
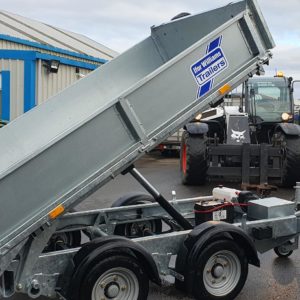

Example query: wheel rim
[182,143,187,174]
[277,246,291,256]
[203,250,241,297]
[92,267,139,300]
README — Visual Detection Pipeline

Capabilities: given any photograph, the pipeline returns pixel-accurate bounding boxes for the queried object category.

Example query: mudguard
[187,222,259,266]
[184,122,209,135]
[175,221,260,292]
[67,236,161,300]
[276,123,300,136]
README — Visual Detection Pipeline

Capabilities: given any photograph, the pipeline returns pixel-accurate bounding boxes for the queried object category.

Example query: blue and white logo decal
[191,36,228,98]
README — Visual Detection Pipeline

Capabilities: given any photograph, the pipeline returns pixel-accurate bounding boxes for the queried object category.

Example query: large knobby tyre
[191,240,248,300]
[180,131,208,185]
[112,193,163,237]
[79,254,149,300]
[282,134,300,187]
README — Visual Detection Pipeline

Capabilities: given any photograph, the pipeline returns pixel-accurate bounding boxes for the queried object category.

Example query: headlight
[281,112,292,121]
[195,113,202,121]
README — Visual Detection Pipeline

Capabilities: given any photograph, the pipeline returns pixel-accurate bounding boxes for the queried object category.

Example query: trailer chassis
[1,170,300,299]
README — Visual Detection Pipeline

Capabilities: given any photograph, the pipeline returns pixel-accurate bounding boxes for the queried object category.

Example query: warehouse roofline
[0,10,118,60]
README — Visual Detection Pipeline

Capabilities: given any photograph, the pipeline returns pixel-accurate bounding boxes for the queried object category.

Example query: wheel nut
[100,282,105,289]
[206,269,211,273]
[222,276,226,280]
[113,276,118,281]
[212,280,216,284]
[121,285,127,291]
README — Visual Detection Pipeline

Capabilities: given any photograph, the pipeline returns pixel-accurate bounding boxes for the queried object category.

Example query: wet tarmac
[9,152,298,300]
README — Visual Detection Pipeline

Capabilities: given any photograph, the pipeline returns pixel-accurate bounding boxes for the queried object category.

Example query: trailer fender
[175,222,259,292]
[67,236,160,300]
[189,222,259,266]
[184,122,208,135]
[276,123,300,136]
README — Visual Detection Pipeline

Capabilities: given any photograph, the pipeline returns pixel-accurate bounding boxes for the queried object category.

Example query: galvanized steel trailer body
[0,0,283,299]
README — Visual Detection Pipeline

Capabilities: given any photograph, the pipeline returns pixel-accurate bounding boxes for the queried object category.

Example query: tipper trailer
[1,1,297,299]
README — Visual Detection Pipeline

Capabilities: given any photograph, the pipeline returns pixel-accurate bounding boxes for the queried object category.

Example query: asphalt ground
[9,151,298,300]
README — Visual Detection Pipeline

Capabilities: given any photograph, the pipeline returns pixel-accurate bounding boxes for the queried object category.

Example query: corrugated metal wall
[0,40,101,64]
[0,40,97,120]
[36,59,91,104]
[0,59,24,120]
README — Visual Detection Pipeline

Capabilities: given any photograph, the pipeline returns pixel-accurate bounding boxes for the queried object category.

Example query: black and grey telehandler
[181,74,300,188]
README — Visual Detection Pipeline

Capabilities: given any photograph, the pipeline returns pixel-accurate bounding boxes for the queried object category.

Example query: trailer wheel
[180,131,207,185]
[274,244,293,258]
[79,254,149,300]
[112,193,162,237]
[282,134,300,186]
[192,240,248,300]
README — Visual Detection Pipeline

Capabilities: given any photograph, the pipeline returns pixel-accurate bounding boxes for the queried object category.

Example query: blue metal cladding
[24,59,36,112]
[1,71,10,121]
[0,50,103,116]
[0,50,100,70]
[35,52,99,70]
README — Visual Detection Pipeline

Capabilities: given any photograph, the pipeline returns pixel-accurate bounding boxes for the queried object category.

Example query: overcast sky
[2,0,300,85]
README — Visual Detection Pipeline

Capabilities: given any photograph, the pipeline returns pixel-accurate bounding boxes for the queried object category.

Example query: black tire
[190,240,248,300]
[111,193,155,208]
[274,243,293,258]
[79,254,149,300]
[282,134,300,187]
[112,193,162,237]
[180,131,207,185]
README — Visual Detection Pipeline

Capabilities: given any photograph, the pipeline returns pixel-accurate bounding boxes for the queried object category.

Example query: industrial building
[0,10,118,122]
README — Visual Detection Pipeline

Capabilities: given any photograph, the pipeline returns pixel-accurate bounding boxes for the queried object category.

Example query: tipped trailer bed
[1,1,295,299]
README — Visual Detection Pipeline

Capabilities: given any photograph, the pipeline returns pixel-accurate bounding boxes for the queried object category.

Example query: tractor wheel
[180,131,207,185]
[282,134,300,187]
